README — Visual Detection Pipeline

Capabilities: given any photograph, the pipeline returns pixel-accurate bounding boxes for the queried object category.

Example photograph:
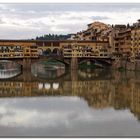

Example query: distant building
[131,20,140,59]
[113,26,131,57]
[67,34,76,40]
[74,31,84,40]
[74,21,111,41]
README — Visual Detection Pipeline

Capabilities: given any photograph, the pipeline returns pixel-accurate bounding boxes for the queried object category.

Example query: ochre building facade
[0,40,111,59]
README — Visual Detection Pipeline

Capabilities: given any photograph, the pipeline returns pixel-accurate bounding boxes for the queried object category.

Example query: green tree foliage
[35,34,71,40]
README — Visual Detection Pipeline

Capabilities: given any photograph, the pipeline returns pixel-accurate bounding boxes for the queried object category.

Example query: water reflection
[0,66,140,136]
[31,61,65,79]
[0,60,21,79]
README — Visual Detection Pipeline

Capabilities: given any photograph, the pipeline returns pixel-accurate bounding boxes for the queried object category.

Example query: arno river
[0,60,140,137]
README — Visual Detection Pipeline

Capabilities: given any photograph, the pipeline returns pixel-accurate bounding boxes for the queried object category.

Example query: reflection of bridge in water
[0,69,21,79]
[3,56,113,71]
[0,68,113,96]
[0,68,140,120]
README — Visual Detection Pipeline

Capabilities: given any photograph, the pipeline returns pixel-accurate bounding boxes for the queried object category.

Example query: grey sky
[0,3,139,39]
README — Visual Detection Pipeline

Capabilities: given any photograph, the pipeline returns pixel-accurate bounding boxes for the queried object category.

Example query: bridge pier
[71,69,78,81]
[22,68,32,82]
[70,57,78,70]
[22,58,32,70]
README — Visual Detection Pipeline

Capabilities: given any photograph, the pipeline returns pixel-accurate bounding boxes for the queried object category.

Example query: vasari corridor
[0,3,140,137]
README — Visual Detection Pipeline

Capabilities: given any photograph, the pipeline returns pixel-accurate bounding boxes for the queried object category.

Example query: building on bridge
[0,40,38,59]
[0,40,111,59]
[61,41,111,58]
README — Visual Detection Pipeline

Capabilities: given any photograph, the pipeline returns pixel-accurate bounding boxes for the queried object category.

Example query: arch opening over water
[43,48,52,56]
[52,48,60,55]
[31,60,66,80]
[0,60,22,79]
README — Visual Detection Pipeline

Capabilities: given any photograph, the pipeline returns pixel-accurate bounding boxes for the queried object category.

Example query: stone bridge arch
[52,48,60,55]
[0,60,22,79]
[39,47,62,56]
[79,59,95,64]
[95,58,112,67]
[78,59,96,68]
[54,58,70,66]
[78,58,112,68]
[38,48,43,55]
[0,59,22,68]
[43,48,52,56]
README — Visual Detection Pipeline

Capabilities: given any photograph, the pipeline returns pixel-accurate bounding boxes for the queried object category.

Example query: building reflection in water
[0,64,140,123]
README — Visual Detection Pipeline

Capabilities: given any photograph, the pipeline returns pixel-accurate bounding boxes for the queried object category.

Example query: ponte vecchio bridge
[0,39,113,69]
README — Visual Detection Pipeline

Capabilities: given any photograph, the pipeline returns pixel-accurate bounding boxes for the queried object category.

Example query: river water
[0,61,140,137]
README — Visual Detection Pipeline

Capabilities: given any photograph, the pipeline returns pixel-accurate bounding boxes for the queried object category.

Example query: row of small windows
[64,54,91,56]
[0,46,22,49]
[0,82,23,87]
[100,54,108,56]
[0,53,38,57]
[64,54,109,57]
[64,50,92,52]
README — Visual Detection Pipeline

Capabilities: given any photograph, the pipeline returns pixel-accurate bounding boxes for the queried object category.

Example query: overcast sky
[0,3,140,39]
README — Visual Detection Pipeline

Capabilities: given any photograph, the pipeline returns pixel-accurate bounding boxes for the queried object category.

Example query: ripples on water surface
[0,61,140,137]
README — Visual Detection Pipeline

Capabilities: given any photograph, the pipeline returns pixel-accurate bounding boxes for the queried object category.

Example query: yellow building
[113,28,131,57]
[109,24,131,58]
[60,41,111,58]
[0,40,111,59]
[0,40,38,58]
[131,20,140,59]
[74,21,111,41]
